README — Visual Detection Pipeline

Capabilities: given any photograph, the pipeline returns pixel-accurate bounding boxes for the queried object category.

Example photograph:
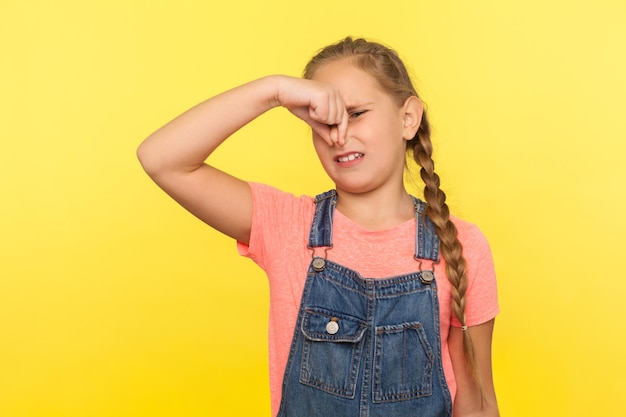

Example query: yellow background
[2,1,625,416]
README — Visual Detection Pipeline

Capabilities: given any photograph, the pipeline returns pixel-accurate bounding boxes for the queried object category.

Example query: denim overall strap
[308,190,337,248]
[308,191,440,263]
[412,197,440,262]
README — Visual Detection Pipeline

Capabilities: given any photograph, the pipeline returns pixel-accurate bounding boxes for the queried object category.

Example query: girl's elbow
[136,141,163,177]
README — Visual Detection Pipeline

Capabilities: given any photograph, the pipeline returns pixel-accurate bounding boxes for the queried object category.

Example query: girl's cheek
[311,137,327,159]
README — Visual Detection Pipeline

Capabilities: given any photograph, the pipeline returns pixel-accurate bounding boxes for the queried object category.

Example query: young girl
[138,37,499,417]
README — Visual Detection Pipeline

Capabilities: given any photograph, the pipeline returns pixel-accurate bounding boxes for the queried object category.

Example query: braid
[410,120,481,385]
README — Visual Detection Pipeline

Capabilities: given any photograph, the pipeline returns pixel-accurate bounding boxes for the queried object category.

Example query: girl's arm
[137,75,348,244]
[449,319,500,417]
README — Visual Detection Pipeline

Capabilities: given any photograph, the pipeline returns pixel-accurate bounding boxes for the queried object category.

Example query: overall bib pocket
[373,321,435,403]
[299,308,367,399]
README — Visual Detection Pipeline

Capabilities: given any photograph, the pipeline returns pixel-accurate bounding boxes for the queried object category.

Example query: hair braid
[411,123,481,385]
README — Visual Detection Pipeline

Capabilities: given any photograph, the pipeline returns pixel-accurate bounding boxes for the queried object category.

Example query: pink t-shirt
[237,183,499,416]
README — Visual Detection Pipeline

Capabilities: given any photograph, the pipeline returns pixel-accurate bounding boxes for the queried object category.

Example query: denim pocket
[373,321,434,403]
[299,308,367,399]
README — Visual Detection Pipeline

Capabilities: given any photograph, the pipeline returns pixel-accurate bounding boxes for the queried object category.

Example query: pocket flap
[301,308,367,343]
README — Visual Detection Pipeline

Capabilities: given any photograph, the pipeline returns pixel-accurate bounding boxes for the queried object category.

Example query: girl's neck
[335,186,415,232]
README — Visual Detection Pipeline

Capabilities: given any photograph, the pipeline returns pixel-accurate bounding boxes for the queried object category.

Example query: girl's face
[310,58,419,196]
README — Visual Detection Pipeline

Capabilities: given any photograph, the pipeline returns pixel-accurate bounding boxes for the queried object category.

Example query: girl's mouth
[336,152,364,163]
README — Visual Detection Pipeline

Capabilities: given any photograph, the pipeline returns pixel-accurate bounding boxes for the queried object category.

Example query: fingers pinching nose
[329,125,338,143]
[328,125,347,146]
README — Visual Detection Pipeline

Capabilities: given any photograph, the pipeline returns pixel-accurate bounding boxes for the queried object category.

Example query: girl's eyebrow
[345,102,374,112]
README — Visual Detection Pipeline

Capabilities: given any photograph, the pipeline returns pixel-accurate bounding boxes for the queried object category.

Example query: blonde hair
[304,37,480,382]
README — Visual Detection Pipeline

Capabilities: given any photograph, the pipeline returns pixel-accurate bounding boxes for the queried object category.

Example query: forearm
[450,321,499,417]
[137,75,281,177]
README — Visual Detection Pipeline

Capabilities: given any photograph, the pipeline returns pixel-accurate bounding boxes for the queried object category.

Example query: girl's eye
[350,110,366,119]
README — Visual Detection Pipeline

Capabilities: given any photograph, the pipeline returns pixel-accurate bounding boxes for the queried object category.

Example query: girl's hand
[274,76,349,146]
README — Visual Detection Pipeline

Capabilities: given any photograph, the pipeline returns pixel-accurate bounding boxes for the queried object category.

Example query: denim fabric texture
[277,191,453,417]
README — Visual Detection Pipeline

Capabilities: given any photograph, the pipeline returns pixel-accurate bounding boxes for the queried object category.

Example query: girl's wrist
[262,74,288,110]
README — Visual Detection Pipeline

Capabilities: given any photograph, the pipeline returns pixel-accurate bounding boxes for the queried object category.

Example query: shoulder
[450,215,499,324]
[248,182,315,211]
[449,215,496,287]
[240,183,317,265]
[247,182,317,231]
[450,215,492,257]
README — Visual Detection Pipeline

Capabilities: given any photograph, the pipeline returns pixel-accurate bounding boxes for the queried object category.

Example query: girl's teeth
[338,153,362,162]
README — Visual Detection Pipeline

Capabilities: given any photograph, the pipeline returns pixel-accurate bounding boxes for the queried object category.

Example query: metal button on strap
[420,270,434,284]
[312,258,326,272]
[326,318,339,335]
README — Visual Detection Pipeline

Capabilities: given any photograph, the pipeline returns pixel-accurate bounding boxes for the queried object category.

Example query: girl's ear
[402,96,424,140]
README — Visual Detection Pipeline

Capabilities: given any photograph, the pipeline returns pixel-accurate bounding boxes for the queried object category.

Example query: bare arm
[137,75,348,244]
[449,319,499,417]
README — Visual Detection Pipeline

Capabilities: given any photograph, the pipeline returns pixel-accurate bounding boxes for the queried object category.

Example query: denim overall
[277,190,453,417]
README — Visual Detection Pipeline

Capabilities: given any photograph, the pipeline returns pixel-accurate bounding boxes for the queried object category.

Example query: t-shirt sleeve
[236,182,311,271]
[451,222,500,327]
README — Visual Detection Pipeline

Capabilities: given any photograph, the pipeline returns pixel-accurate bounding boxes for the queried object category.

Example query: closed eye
[349,110,367,119]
